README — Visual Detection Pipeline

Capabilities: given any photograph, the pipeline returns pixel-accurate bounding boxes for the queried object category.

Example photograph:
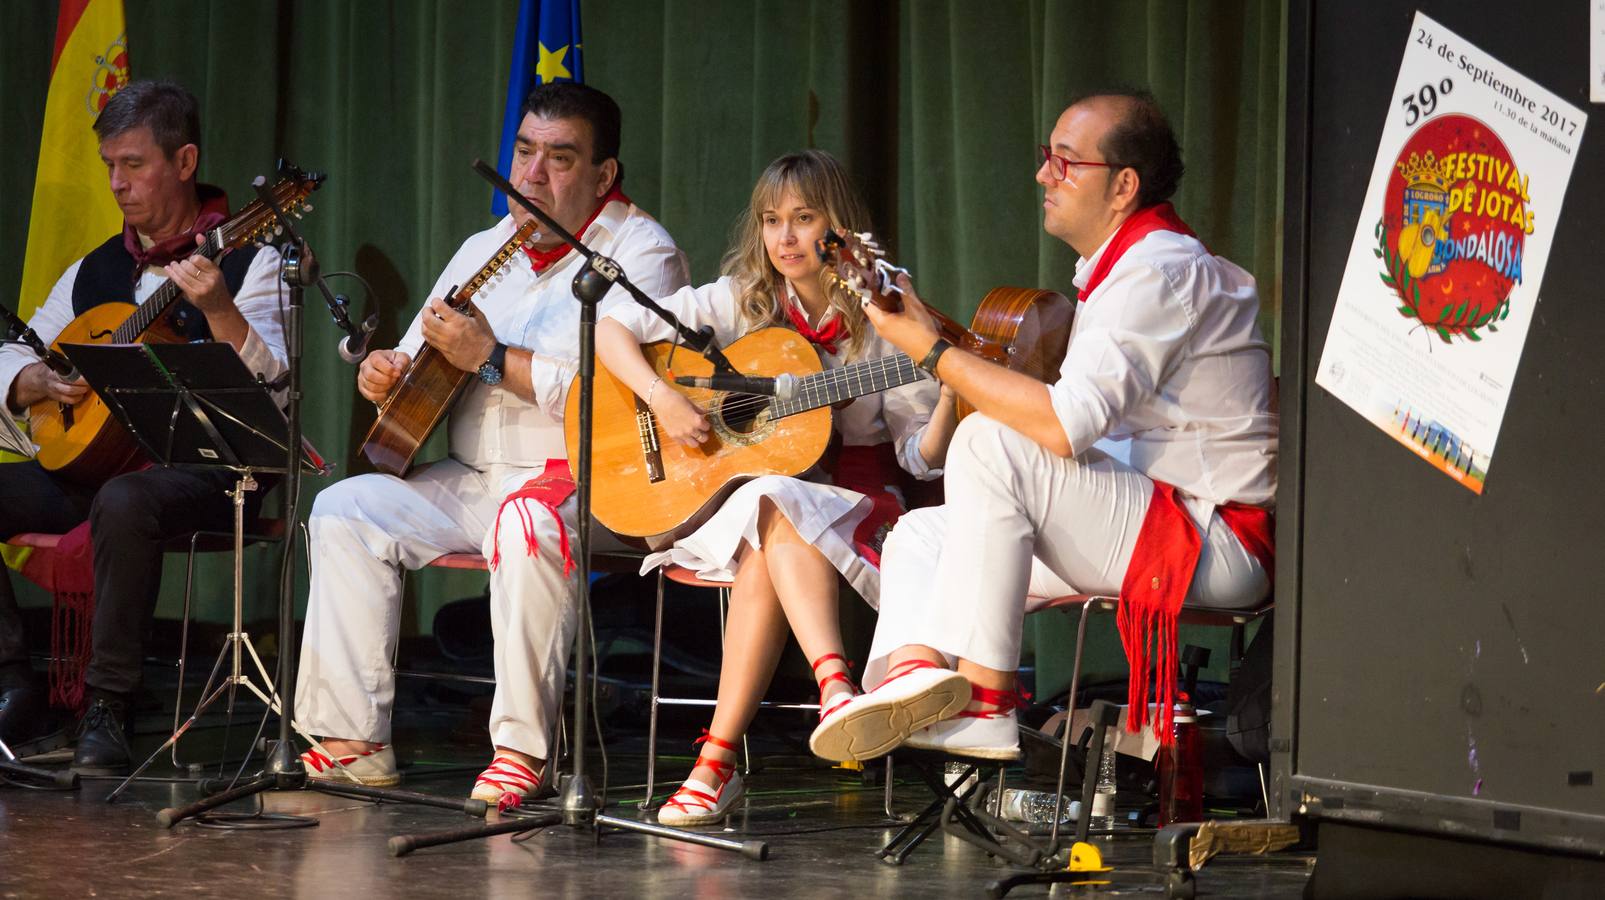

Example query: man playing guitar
[810,91,1278,763]
[294,83,688,809]
[0,81,288,774]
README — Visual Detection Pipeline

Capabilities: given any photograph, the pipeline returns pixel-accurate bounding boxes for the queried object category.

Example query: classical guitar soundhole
[709,393,775,447]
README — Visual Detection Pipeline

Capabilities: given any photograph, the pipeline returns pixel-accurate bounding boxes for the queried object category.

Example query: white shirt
[0,246,287,422]
[605,275,941,480]
[1051,229,1277,526]
[395,199,688,470]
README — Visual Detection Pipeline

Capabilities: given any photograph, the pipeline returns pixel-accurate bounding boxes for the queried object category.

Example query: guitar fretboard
[770,353,927,418]
[112,231,227,343]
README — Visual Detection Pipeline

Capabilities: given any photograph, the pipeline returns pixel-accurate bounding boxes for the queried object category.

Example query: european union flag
[492,0,584,217]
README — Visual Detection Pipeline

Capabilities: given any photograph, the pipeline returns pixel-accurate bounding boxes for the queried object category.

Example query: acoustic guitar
[359,219,541,476]
[567,327,928,545]
[568,229,1074,545]
[28,163,324,484]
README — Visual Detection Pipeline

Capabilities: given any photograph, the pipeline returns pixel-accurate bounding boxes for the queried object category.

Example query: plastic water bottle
[997,788,1081,825]
[1089,727,1118,833]
[1157,694,1205,826]
[943,761,978,797]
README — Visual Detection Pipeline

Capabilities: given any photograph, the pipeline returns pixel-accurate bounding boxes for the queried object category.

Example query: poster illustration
[1316,12,1586,493]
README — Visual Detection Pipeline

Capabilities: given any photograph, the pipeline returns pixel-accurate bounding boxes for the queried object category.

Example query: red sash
[829,443,906,568]
[488,460,579,576]
[520,186,631,273]
[1118,482,1274,744]
[1077,202,1196,301]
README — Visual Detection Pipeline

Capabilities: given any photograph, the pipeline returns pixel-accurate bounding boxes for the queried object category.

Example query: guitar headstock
[816,229,906,314]
[221,160,327,249]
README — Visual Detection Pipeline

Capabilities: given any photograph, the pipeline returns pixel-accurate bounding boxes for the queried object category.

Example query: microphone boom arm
[469,159,738,375]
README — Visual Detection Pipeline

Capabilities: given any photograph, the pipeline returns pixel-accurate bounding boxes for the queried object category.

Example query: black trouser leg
[0,461,94,688]
[82,466,247,697]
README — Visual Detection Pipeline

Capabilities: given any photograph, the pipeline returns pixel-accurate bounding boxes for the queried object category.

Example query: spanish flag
[18,0,129,319]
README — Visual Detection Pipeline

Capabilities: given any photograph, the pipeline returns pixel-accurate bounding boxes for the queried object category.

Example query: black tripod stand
[386,160,766,860]
[137,178,490,829]
[0,735,78,789]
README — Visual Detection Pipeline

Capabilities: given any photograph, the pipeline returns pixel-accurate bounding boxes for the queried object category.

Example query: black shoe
[0,684,69,757]
[71,697,132,776]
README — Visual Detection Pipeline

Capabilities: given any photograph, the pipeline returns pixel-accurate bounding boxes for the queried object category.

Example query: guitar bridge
[636,399,664,483]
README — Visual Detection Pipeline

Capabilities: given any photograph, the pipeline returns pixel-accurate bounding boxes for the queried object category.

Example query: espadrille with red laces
[470,755,549,812]
[902,682,1025,760]
[811,652,858,722]
[807,658,970,762]
[657,732,744,827]
[299,742,401,786]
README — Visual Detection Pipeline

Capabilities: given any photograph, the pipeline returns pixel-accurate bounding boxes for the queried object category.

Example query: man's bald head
[1068,90,1184,208]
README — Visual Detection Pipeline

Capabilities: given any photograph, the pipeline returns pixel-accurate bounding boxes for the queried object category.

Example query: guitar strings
[641,354,924,429]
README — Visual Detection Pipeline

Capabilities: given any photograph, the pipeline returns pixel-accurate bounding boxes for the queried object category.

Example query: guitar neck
[769,353,927,418]
[447,220,543,309]
[113,232,227,343]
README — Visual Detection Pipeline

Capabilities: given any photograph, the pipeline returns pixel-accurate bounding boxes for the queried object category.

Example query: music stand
[59,341,324,816]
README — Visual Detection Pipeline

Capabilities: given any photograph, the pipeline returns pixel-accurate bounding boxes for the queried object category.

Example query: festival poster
[1316,12,1586,493]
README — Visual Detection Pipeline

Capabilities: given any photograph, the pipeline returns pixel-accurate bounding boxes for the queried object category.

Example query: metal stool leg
[640,569,667,809]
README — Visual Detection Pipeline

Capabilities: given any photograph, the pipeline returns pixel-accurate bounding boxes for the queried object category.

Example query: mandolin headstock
[220,160,327,250]
[816,229,907,314]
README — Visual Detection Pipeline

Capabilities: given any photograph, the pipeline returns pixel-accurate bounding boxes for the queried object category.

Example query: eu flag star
[535,41,572,83]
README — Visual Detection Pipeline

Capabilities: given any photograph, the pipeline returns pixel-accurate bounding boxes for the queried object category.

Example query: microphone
[674,372,799,401]
[338,310,379,364]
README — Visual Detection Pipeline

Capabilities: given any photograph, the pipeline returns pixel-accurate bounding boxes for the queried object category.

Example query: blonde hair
[719,149,874,360]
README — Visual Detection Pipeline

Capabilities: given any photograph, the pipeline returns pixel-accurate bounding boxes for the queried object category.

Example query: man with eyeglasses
[808,90,1277,763]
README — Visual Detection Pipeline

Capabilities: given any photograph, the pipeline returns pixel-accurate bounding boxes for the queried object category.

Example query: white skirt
[639,474,886,607]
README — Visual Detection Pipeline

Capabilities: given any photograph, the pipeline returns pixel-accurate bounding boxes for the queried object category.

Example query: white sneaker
[902,709,1022,760]
[300,743,401,786]
[808,664,971,762]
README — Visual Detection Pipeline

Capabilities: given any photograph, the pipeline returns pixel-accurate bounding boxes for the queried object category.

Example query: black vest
[70,234,261,341]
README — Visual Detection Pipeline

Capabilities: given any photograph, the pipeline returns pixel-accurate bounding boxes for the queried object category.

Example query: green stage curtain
[1,0,1281,693]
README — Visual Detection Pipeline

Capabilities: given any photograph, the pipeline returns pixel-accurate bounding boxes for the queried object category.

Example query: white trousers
[294,457,580,759]
[866,415,1268,686]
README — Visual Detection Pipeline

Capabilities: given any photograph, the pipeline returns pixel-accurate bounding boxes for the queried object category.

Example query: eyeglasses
[1038,145,1119,183]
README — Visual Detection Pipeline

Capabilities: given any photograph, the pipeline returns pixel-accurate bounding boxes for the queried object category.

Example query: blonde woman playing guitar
[596,150,960,826]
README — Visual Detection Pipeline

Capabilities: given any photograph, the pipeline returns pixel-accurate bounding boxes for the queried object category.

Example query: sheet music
[0,413,34,458]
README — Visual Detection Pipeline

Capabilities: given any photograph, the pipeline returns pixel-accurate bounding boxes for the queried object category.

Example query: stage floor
[0,685,1313,897]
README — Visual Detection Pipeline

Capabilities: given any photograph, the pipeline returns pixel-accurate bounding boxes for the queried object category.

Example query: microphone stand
[385,161,766,860]
[146,177,489,830]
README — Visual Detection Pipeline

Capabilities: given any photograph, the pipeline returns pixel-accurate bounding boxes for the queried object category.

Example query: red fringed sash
[488,460,578,575]
[1117,482,1274,745]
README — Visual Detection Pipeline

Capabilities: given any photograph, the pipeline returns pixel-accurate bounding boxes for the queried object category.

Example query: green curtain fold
[1,1,1281,690]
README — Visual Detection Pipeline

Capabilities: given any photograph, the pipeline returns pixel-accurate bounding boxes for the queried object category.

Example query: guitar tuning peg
[274,225,284,235]
[302,202,314,212]
[292,211,303,219]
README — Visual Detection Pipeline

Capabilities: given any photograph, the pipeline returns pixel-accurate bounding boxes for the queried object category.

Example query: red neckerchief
[784,298,848,356]
[1117,482,1274,745]
[521,185,631,272]
[1077,202,1197,301]
[122,184,230,281]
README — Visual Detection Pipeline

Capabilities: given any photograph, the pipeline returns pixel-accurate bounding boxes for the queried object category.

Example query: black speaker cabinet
[1275,0,1605,884]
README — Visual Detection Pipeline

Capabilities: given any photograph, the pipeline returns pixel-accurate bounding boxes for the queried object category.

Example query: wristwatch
[477,342,508,386]
[918,338,952,374]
